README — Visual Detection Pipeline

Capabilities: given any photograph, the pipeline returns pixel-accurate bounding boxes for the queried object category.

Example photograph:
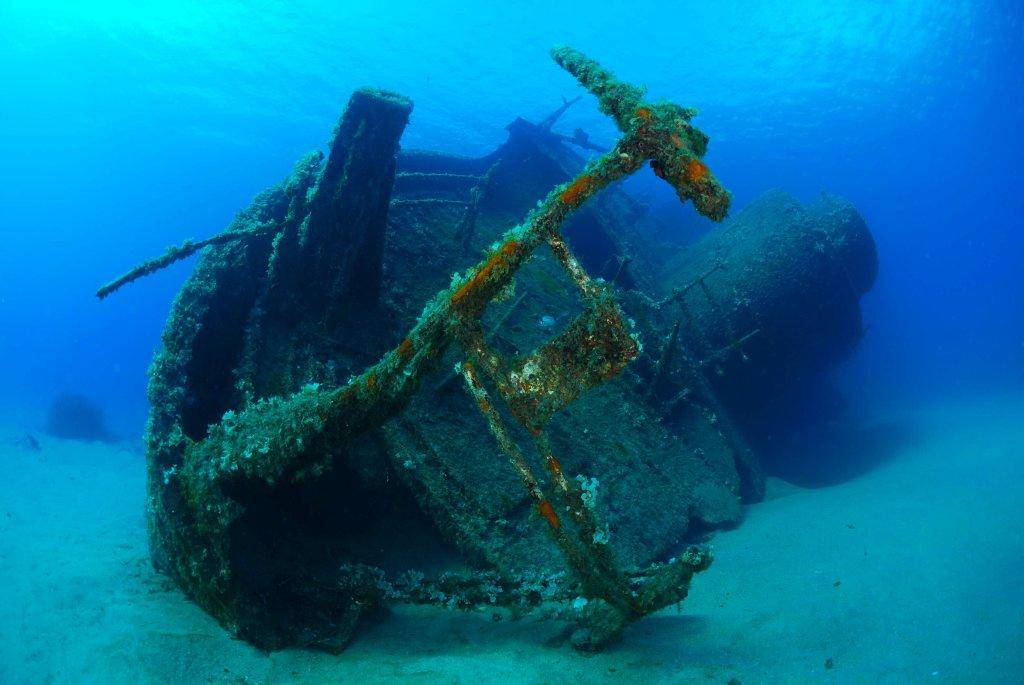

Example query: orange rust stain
[634,106,652,121]
[547,456,563,477]
[366,372,377,391]
[670,132,684,149]
[560,175,595,206]
[397,337,415,362]
[476,396,492,413]
[451,240,521,307]
[538,499,560,529]
[684,158,709,183]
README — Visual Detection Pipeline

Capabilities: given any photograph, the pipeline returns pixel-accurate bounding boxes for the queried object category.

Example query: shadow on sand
[758,419,919,488]
[341,604,712,663]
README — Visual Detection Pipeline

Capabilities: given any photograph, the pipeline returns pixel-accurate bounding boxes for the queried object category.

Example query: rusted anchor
[177,45,730,650]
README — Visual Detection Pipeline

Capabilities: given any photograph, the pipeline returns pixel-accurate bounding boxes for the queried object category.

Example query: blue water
[1,1,1021,435]
[0,3,1022,680]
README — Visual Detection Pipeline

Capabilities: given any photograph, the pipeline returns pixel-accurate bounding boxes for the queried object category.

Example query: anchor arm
[552,45,731,221]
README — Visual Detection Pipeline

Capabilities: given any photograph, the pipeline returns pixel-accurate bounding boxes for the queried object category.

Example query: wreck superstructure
[104,48,876,652]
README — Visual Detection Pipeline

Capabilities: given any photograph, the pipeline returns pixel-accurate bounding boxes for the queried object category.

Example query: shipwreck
[100,48,876,652]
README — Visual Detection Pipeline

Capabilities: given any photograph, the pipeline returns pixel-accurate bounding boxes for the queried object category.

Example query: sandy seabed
[1,394,1022,684]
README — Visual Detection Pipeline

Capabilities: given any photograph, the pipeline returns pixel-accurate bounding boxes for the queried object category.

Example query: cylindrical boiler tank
[657,189,877,419]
